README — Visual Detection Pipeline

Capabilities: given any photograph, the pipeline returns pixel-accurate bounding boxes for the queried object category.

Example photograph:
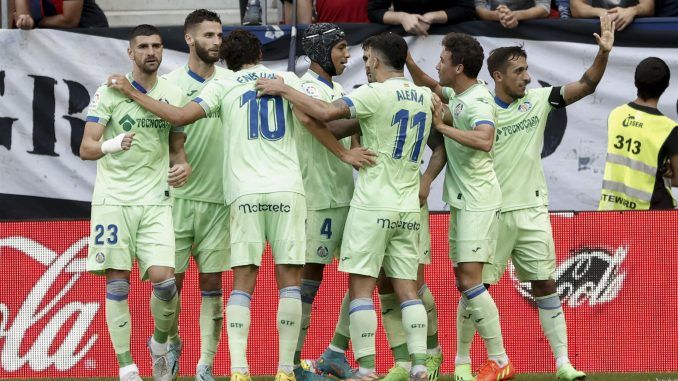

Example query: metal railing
[1,0,9,29]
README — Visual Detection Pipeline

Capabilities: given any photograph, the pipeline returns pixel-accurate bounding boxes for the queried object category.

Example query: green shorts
[229,192,306,267]
[448,207,499,266]
[419,204,431,265]
[482,206,556,284]
[339,208,420,280]
[305,206,350,265]
[87,204,175,280]
[173,197,230,274]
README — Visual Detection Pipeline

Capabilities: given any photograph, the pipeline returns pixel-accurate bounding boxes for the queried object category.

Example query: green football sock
[105,279,133,368]
[296,279,321,364]
[418,284,439,349]
[536,293,569,359]
[400,300,428,366]
[199,290,224,366]
[168,294,181,345]
[379,293,407,350]
[150,278,179,344]
[330,291,351,351]
[455,296,475,362]
[463,284,506,357]
[349,298,377,370]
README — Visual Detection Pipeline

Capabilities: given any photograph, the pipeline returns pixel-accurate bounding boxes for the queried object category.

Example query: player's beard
[138,58,160,74]
[195,42,220,64]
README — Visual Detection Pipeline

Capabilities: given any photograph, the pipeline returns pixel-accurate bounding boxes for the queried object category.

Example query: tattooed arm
[562,15,615,105]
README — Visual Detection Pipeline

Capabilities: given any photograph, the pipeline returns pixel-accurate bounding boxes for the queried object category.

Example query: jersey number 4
[241,90,286,141]
[392,109,426,162]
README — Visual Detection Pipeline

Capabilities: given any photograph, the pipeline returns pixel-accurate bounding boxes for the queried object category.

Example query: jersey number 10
[241,90,286,141]
[392,109,427,162]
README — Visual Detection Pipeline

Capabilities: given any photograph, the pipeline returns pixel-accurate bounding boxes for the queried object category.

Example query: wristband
[101,133,126,154]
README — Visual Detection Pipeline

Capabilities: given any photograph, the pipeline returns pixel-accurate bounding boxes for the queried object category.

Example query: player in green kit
[107,29,375,381]
[257,32,433,381]
[81,25,189,381]
[161,10,233,381]
[407,33,513,381]
[455,16,614,381]
[289,23,357,381]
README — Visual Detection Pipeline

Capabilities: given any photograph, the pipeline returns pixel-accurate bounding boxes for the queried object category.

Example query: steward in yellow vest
[599,57,678,210]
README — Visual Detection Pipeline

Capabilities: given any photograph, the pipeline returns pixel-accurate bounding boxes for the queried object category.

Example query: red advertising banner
[1,211,676,378]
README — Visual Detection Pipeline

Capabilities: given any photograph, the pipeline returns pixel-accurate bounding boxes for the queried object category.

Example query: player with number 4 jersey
[256,32,433,381]
[107,28,375,381]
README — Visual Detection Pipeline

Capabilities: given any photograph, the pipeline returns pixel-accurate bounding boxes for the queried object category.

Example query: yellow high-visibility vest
[599,102,677,210]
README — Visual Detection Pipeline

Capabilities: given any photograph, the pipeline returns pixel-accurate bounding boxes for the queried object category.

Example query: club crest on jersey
[518,100,532,112]
[316,245,329,258]
[119,114,136,131]
[454,103,464,116]
[302,84,321,99]
[95,252,105,263]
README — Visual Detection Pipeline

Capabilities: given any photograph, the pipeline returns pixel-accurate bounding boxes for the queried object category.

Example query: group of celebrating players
[80,8,615,381]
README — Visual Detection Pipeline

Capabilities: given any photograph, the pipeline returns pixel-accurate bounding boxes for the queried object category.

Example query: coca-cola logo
[0,236,99,372]
[510,246,628,307]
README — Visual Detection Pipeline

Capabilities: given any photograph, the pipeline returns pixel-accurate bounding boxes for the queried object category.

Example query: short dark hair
[184,9,221,33]
[487,45,527,78]
[442,33,484,78]
[635,57,670,101]
[129,24,162,43]
[221,29,261,71]
[362,32,407,71]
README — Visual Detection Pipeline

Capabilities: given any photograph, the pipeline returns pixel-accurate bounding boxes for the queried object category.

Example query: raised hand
[594,14,615,52]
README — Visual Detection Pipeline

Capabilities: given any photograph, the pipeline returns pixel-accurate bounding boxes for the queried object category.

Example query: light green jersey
[343,77,432,212]
[296,70,354,210]
[86,73,183,206]
[162,65,233,204]
[195,64,304,204]
[493,87,557,211]
[442,83,501,211]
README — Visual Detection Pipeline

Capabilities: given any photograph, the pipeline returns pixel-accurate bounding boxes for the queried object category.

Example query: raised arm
[107,74,206,126]
[79,122,134,160]
[168,132,191,188]
[293,108,376,168]
[256,77,350,122]
[431,94,494,152]
[562,15,614,105]
[405,53,445,101]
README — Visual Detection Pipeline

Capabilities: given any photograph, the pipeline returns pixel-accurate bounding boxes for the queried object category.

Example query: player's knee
[456,277,478,292]
[152,277,178,301]
[106,279,130,301]
[198,272,222,291]
[530,279,556,297]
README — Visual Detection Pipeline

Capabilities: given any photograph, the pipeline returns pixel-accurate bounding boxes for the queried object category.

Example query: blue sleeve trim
[86,116,100,123]
[475,120,495,127]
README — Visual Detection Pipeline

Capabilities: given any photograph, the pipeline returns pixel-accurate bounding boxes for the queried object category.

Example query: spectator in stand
[367,0,475,36]
[316,0,370,22]
[570,0,653,30]
[14,0,108,29]
[475,0,550,28]
[242,0,313,25]
[655,0,678,15]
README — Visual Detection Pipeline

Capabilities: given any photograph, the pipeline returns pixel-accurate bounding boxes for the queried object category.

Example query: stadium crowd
[5,0,678,30]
